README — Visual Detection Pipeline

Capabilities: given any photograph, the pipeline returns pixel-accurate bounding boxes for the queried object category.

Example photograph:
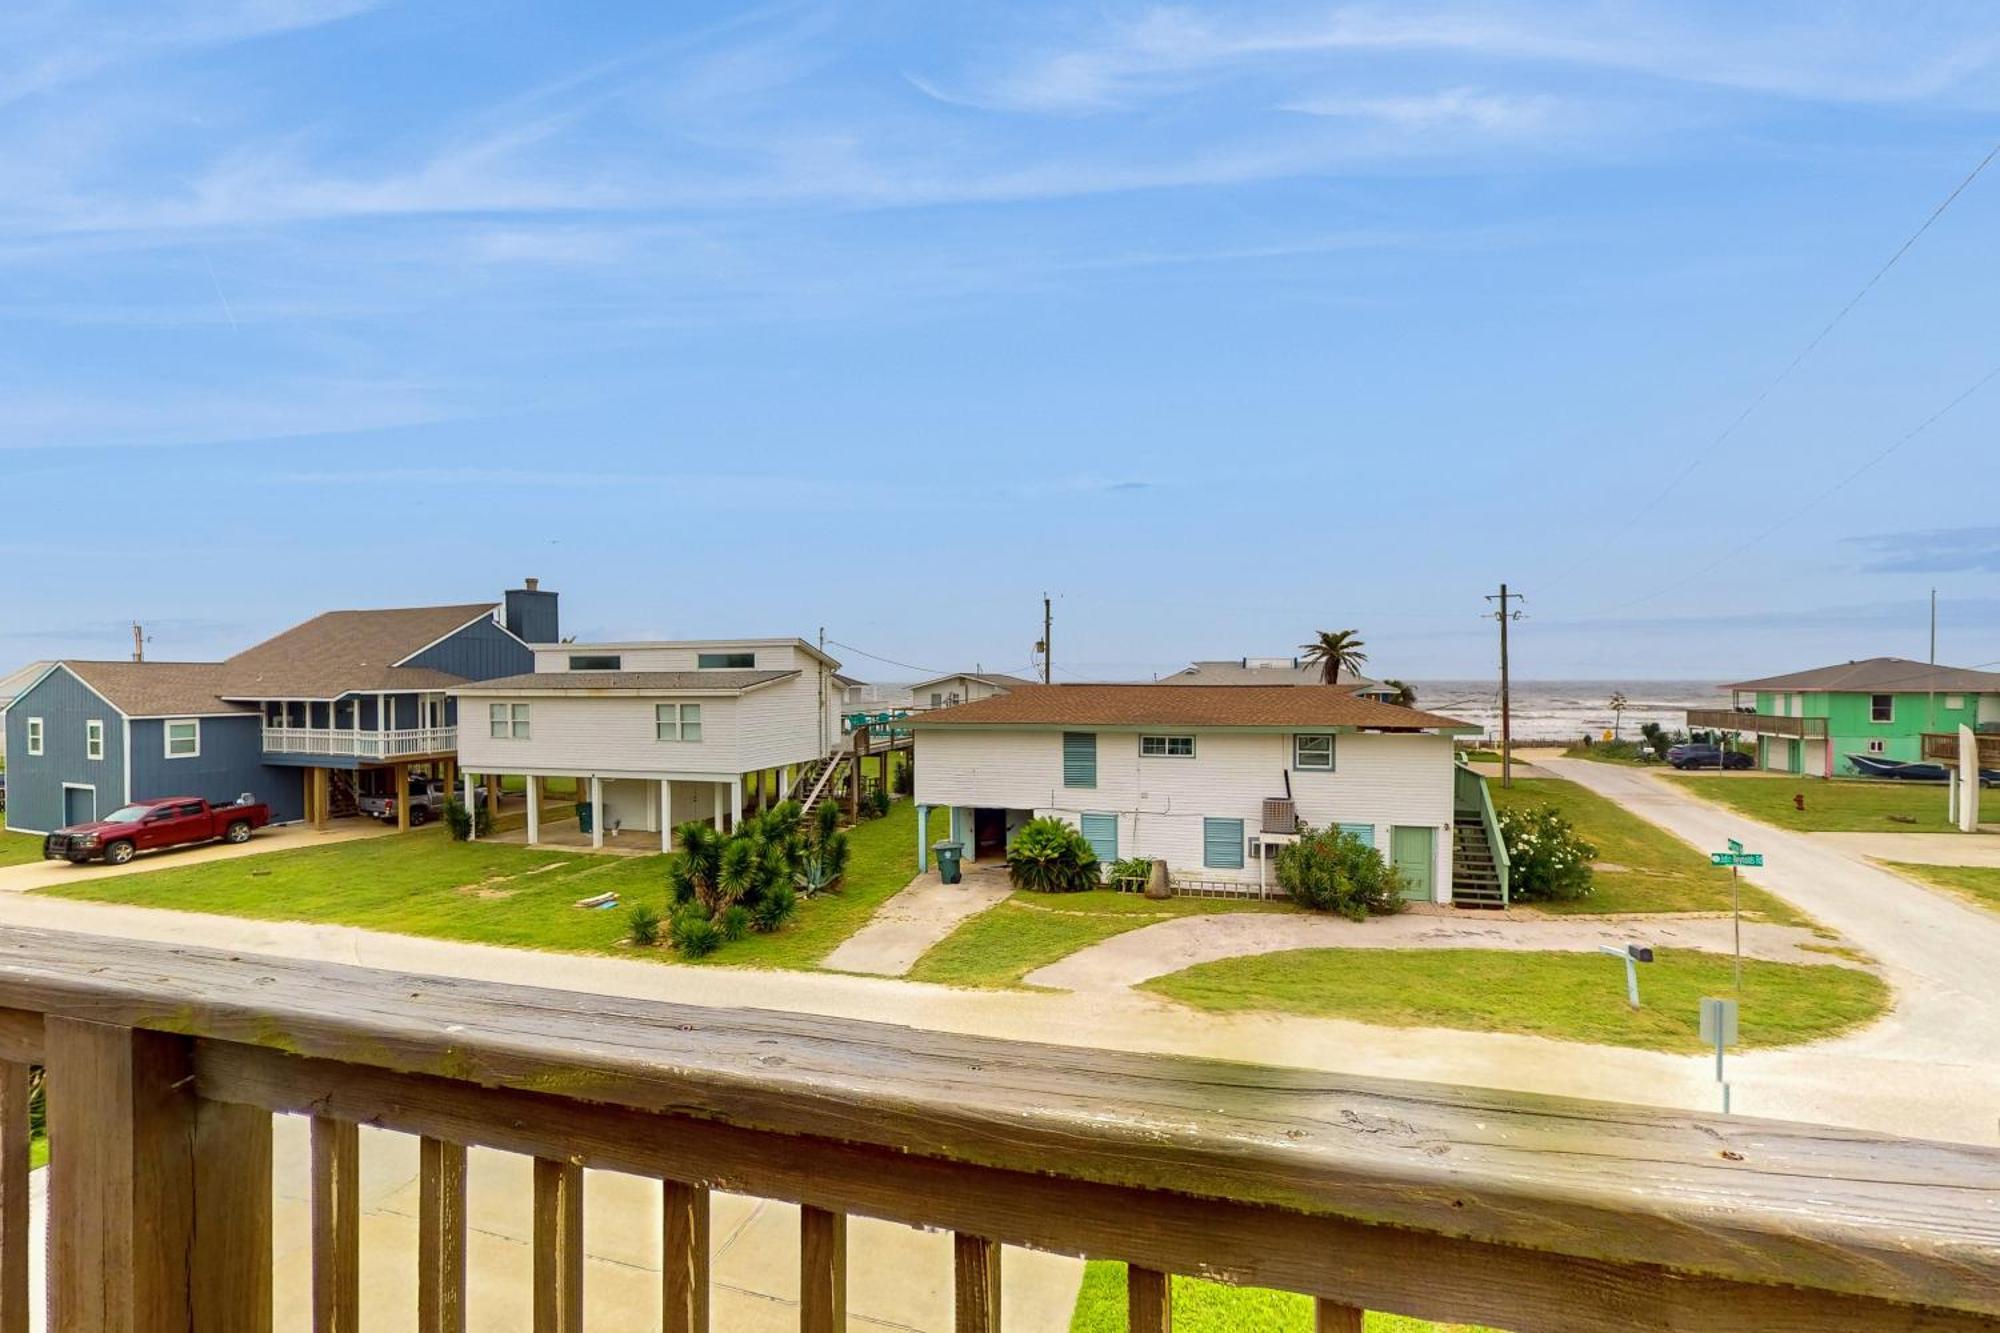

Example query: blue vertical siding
[404,615,532,681]
[2,667,126,833]
[128,714,305,823]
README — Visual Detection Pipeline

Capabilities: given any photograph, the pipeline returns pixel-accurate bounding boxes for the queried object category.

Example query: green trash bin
[934,840,964,884]
[577,802,595,835]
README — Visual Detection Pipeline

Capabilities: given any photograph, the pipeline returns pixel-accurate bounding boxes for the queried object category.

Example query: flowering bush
[1494,803,1595,902]
[1274,826,1406,920]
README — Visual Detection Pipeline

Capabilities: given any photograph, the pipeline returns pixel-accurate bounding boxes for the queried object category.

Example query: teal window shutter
[1063,732,1097,788]
[1203,817,1245,869]
[1080,813,1118,864]
[1337,822,1376,848]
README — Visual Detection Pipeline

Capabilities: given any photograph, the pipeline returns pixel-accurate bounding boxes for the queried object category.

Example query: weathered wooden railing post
[662,1180,710,1333]
[800,1205,847,1332]
[1128,1265,1172,1331]
[0,1057,30,1333]
[45,1018,271,1333]
[952,1232,1001,1332]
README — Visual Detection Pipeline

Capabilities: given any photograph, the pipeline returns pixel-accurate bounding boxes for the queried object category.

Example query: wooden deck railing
[1685,708,1827,739]
[1923,730,2000,767]
[0,926,1995,1332]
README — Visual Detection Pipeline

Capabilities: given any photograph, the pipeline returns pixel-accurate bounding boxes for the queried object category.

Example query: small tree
[1006,816,1100,893]
[442,797,490,841]
[1274,826,1406,920]
[1608,691,1629,740]
[1384,678,1417,708]
[1639,721,1671,761]
[795,801,849,897]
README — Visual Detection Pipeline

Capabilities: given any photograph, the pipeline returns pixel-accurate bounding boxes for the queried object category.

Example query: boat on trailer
[1846,754,1951,781]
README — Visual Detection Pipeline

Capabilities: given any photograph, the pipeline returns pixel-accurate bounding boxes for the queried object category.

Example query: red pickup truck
[44,796,272,865]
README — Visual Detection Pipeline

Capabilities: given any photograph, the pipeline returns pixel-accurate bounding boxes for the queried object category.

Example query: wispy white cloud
[0,378,454,450]
[1284,86,1563,135]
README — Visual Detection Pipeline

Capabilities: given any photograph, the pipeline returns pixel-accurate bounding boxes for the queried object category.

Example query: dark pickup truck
[44,796,272,865]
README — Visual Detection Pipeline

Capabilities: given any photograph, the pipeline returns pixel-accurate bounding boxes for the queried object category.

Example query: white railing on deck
[262,725,457,759]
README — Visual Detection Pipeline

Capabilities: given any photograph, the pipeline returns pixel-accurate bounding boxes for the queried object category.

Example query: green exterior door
[1390,825,1435,902]
[1787,739,1802,774]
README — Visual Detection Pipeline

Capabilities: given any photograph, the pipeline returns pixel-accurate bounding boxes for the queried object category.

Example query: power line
[1535,137,2000,597]
[821,638,948,678]
[1591,359,2000,616]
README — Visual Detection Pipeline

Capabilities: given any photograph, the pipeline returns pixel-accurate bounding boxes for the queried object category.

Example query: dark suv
[1667,743,1752,770]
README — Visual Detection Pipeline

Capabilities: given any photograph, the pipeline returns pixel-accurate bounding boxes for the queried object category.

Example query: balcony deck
[261,723,458,765]
[0,927,1994,1331]
[1924,730,2000,767]
[1686,707,1828,739]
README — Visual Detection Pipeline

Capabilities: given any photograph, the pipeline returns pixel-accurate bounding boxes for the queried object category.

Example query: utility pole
[1041,594,1052,684]
[130,622,145,663]
[1485,584,1524,788]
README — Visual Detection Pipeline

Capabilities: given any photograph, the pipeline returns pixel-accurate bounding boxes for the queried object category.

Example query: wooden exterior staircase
[328,769,360,819]
[795,753,846,817]
[1452,814,1506,909]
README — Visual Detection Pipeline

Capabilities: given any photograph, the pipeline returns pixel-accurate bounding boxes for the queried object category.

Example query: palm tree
[1300,629,1368,685]
[1384,678,1417,708]
[1608,691,1629,740]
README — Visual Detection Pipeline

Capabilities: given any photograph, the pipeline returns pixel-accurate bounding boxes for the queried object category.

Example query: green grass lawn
[30,1136,46,1170]
[1491,777,1808,924]
[1069,1262,1495,1333]
[1882,862,2000,915]
[906,889,1296,989]
[1663,772,1991,832]
[0,829,44,867]
[34,800,927,971]
[1142,948,1886,1054]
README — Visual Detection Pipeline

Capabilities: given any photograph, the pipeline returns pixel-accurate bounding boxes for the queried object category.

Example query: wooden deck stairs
[328,770,359,819]
[1452,813,1505,909]
[795,753,845,817]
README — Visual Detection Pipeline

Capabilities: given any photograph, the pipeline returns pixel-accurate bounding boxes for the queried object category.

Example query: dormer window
[698,651,754,669]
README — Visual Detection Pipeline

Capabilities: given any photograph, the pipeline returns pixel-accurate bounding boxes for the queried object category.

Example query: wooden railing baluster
[0,1061,29,1333]
[418,1138,468,1333]
[1128,1265,1173,1331]
[799,1205,846,1332]
[1316,1298,1365,1332]
[532,1157,584,1333]
[662,1180,709,1333]
[952,1232,1001,1333]
[310,1116,360,1333]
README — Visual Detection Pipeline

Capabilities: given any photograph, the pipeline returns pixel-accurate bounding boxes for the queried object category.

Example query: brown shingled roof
[912,683,1470,730]
[219,604,499,698]
[59,662,243,717]
[1726,657,2000,694]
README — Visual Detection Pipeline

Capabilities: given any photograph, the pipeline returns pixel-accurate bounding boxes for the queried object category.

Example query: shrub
[626,903,662,947]
[442,798,490,842]
[752,883,798,932]
[670,906,722,958]
[893,754,914,795]
[1495,803,1595,902]
[1107,855,1154,889]
[1006,817,1100,893]
[1639,722,1672,761]
[717,904,752,942]
[795,802,849,896]
[1273,827,1406,920]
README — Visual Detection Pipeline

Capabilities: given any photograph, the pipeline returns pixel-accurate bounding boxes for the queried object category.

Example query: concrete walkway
[822,864,1012,975]
[1024,910,1851,993]
[1807,830,2000,868]
[0,818,392,894]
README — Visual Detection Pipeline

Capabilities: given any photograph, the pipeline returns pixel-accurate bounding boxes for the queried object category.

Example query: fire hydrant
[1794,792,1806,812]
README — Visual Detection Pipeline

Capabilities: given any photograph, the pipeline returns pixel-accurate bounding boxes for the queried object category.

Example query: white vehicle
[358,776,483,826]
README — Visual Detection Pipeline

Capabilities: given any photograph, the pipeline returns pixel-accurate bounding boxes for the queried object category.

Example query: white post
[462,771,477,841]
[729,777,743,829]
[916,804,930,873]
[661,779,674,854]
[526,776,540,845]
[1960,724,1981,833]
[1948,768,1961,826]
[712,783,726,832]
[589,775,604,849]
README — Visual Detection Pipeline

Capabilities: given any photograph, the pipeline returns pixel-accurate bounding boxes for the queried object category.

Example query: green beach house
[1688,657,2000,777]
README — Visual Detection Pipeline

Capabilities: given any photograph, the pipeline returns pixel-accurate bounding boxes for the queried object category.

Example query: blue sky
[4,1,1999,682]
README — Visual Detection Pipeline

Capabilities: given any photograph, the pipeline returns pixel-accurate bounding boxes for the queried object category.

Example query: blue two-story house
[2,581,558,835]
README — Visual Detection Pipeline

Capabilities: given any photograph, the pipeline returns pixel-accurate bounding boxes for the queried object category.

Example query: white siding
[458,694,745,778]
[918,675,1013,709]
[532,642,819,673]
[915,727,1455,900]
[1980,695,2000,727]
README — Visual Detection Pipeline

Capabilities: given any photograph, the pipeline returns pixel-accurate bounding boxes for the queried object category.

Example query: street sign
[1709,852,1763,866]
[1726,838,1743,854]
[1700,996,1739,1045]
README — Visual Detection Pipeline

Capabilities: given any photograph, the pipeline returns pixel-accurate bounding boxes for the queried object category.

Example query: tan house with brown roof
[912,684,1502,906]
[2,583,556,835]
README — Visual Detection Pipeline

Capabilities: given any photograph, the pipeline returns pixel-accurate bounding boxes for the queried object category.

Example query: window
[930,692,944,707]
[26,717,43,756]
[1203,817,1245,869]
[489,702,530,739]
[1062,732,1097,788]
[697,651,754,669]
[655,703,702,741]
[1870,694,1894,723]
[1867,739,1886,754]
[86,719,104,761]
[1294,733,1335,770]
[1945,694,1965,710]
[1140,735,1195,758]
[164,719,200,758]
[568,654,621,671]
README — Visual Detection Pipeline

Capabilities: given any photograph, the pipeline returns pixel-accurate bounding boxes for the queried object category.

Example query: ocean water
[1411,680,1724,744]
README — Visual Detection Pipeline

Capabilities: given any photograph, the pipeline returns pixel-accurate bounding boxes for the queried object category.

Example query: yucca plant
[1006,816,1100,893]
